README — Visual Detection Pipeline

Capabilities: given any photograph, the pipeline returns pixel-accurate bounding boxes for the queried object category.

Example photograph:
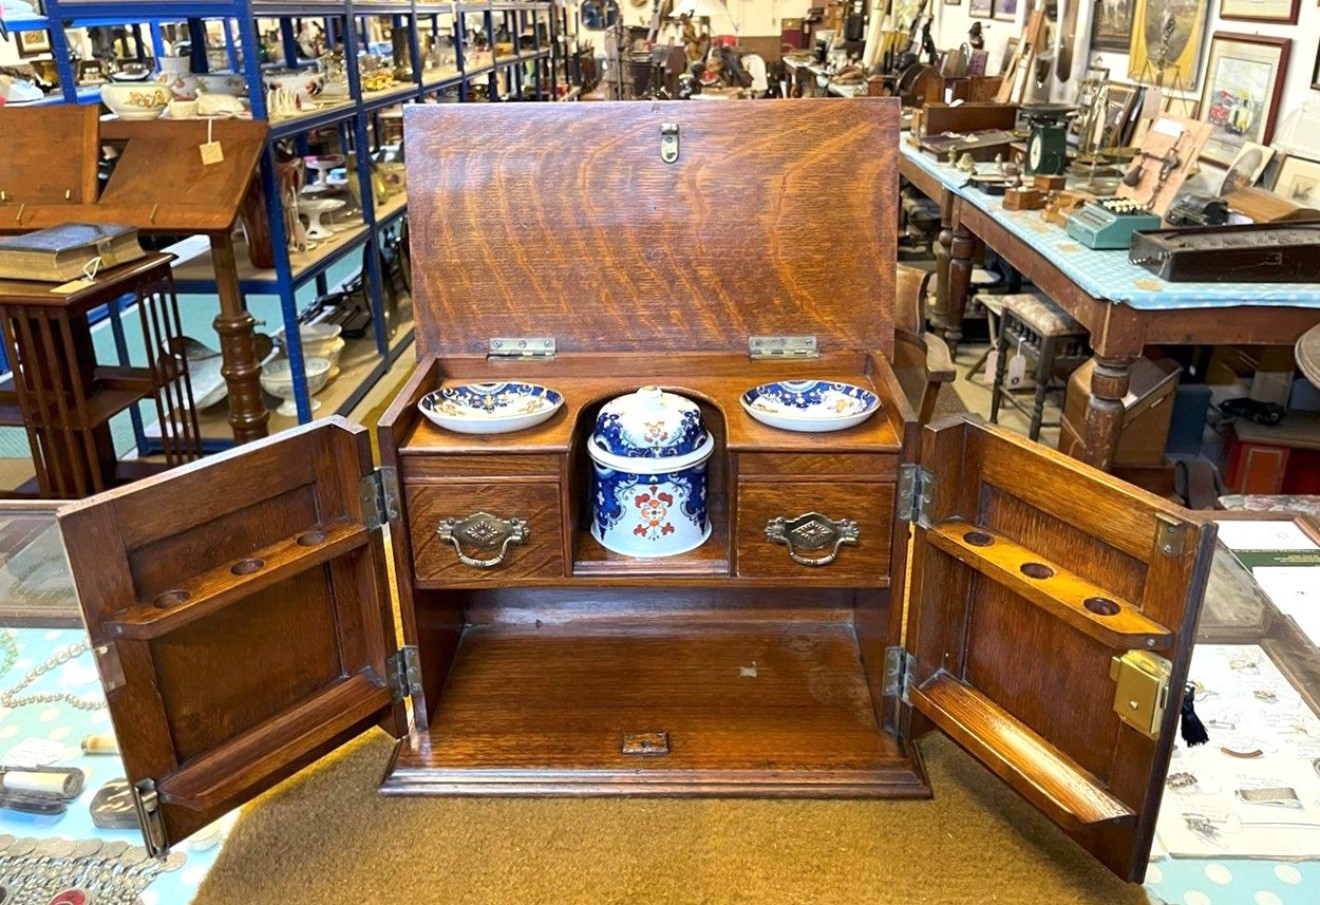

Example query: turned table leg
[1082,354,1135,472]
[946,222,975,358]
[210,235,269,443]
[930,221,953,335]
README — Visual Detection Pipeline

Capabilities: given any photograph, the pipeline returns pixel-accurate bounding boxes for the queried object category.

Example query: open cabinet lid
[901,416,1215,881]
[403,99,899,360]
[56,419,405,855]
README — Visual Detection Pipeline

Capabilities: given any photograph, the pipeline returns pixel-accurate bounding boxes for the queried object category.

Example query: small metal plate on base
[621,731,670,756]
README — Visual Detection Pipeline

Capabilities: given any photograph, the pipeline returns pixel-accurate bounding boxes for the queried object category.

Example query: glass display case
[0,504,229,903]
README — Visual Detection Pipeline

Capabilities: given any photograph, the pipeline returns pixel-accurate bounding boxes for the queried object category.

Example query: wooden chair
[894,263,955,425]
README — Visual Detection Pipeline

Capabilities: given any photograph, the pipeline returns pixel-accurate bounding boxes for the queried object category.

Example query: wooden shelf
[384,620,929,797]
[925,521,1173,651]
[910,671,1136,831]
[106,518,368,641]
[171,220,371,292]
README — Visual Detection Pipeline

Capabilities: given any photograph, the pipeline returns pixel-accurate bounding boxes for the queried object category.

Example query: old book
[0,223,145,283]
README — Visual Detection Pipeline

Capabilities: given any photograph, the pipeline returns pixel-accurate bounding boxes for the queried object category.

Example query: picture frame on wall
[1218,0,1299,24]
[1090,0,1134,52]
[1197,32,1291,167]
[1273,156,1320,208]
[1127,0,1210,90]
[969,0,995,18]
[995,0,1019,20]
[16,30,53,58]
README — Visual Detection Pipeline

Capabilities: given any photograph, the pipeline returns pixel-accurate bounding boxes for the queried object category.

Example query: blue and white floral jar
[588,386,714,557]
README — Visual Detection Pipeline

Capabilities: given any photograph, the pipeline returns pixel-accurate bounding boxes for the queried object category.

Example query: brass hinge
[386,645,423,701]
[132,778,170,858]
[748,335,819,359]
[897,464,933,527]
[1109,650,1172,739]
[488,337,556,359]
[884,646,913,704]
[359,467,400,531]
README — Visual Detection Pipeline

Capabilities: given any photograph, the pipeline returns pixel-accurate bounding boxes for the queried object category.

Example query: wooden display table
[0,255,202,498]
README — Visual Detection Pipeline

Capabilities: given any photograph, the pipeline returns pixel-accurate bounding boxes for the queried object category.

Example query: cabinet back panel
[461,587,861,625]
[151,567,343,761]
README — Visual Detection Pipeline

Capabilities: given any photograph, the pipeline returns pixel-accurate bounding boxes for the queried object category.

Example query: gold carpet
[194,731,1150,905]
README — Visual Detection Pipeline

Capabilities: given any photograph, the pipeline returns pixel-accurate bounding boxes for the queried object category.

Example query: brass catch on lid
[660,123,680,164]
[1109,650,1171,739]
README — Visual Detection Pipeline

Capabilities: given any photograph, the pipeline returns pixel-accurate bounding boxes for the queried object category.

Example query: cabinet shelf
[572,495,731,580]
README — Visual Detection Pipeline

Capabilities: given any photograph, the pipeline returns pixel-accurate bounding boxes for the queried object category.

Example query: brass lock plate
[621,731,670,756]
[1109,650,1171,739]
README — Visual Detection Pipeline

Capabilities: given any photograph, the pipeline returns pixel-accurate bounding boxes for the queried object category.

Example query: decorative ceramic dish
[417,382,563,434]
[741,380,880,433]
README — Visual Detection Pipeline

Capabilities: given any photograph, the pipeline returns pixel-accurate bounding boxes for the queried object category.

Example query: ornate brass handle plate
[764,513,859,567]
[436,512,529,569]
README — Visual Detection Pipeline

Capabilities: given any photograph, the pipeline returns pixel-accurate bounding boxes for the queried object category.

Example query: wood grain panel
[405,101,899,360]
[387,621,928,796]
[735,482,893,583]
[409,482,565,584]
[737,453,898,480]
[151,568,343,762]
[401,454,561,480]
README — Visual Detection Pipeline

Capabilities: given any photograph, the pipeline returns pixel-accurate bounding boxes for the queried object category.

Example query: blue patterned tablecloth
[898,141,1320,311]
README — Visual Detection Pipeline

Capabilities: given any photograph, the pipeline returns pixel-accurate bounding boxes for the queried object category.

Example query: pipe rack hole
[231,558,265,576]
[1084,597,1120,617]
[963,531,994,547]
[297,530,328,547]
[1020,562,1054,580]
[153,589,190,609]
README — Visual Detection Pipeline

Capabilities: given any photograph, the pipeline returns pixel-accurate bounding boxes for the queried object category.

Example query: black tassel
[1180,684,1209,747]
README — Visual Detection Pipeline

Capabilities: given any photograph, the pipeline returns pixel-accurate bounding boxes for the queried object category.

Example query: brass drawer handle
[436,512,529,569]
[765,513,859,567]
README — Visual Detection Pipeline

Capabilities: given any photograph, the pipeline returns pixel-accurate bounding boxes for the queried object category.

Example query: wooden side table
[1225,412,1320,496]
[0,254,202,498]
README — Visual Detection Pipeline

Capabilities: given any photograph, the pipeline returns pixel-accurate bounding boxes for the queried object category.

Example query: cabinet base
[379,620,930,799]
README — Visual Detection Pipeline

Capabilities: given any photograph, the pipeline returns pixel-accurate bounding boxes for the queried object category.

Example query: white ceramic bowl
[260,358,332,417]
[196,72,247,96]
[100,82,170,120]
[741,380,880,433]
[417,382,563,434]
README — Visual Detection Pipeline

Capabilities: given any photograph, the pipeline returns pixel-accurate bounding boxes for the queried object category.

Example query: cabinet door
[903,417,1215,881]
[57,419,405,855]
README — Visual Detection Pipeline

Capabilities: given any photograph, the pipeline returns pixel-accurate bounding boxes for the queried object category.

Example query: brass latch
[621,731,670,755]
[660,124,680,163]
[1109,651,1172,739]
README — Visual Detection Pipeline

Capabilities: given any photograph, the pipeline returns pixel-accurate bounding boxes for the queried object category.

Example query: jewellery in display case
[1236,786,1304,808]
[0,835,186,905]
[0,631,16,678]
[0,765,86,815]
[0,641,103,712]
[90,778,143,829]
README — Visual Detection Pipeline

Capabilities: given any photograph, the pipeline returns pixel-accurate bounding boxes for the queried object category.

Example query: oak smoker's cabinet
[56,101,1215,883]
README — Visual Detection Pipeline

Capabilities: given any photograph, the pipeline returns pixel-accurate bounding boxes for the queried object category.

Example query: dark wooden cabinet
[55,100,1214,884]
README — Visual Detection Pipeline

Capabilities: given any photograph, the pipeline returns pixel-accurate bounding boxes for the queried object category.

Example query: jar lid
[592,386,705,458]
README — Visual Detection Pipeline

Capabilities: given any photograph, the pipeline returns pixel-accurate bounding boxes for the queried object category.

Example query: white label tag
[200,141,224,166]
[1006,351,1028,388]
[5,737,65,768]
[982,348,999,382]
[1152,118,1184,138]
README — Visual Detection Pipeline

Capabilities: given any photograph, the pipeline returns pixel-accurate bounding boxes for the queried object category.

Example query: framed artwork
[1127,0,1209,91]
[1197,32,1291,167]
[995,0,1019,19]
[1273,156,1320,208]
[969,0,995,18]
[1091,0,1135,52]
[1219,0,1300,23]
[1219,141,1276,195]
[16,30,52,59]
[1101,82,1143,149]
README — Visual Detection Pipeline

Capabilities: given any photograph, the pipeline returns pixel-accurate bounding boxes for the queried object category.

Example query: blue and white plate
[418,382,564,434]
[740,380,880,433]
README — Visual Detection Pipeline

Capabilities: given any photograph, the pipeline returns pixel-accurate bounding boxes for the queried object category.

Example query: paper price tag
[200,141,225,166]
[5,737,65,768]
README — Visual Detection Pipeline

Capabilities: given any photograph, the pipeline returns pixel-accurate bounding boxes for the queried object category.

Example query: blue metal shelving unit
[1,0,564,432]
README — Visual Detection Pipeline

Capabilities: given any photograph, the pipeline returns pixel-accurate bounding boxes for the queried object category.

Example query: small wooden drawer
[737,453,898,481]
[735,482,894,582]
[407,482,565,584]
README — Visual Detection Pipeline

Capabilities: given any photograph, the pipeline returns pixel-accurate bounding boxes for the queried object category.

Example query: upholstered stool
[963,292,1007,381]
[989,293,1090,440]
